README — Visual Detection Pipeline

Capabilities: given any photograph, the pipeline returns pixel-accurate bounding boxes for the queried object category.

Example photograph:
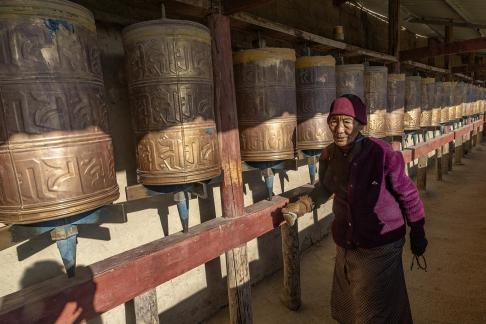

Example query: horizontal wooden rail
[0,185,313,323]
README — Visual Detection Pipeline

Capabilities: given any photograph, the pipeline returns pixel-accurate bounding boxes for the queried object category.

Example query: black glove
[410,222,428,256]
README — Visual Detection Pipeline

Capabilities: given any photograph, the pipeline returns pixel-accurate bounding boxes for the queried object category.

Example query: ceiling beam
[223,0,275,15]
[408,17,486,30]
[451,63,486,73]
[400,37,486,61]
[443,0,483,37]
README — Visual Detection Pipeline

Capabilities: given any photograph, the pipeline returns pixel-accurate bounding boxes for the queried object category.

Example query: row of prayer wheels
[1,1,485,225]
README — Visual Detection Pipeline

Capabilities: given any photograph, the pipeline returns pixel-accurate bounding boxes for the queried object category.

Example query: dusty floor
[207,141,486,324]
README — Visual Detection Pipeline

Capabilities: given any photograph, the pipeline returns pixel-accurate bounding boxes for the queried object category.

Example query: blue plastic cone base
[176,197,189,233]
[308,163,316,185]
[264,174,274,201]
[56,234,77,278]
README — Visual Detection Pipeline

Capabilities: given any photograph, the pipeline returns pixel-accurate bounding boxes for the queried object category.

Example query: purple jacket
[311,136,425,248]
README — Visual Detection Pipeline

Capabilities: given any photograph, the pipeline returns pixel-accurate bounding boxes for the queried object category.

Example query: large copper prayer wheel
[441,82,451,123]
[0,0,119,224]
[123,20,220,185]
[234,48,297,161]
[363,66,387,137]
[420,78,434,127]
[336,64,365,100]
[404,76,421,130]
[431,81,441,126]
[386,74,405,136]
[295,56,335,150]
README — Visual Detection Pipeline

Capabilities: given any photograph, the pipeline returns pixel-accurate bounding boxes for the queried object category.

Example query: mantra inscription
[123,19,220,185]
[234,48,297,161]
[364,67,387,138]
[296,58,335,149]
[405,76,421,130]
[0,0,118,224]
[336,64,364,101]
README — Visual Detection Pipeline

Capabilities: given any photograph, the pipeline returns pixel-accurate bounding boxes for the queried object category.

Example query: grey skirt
[331,239,412,324]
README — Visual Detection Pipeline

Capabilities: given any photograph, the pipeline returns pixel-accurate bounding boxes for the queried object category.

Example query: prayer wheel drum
[336,64,365,100]
[295,56,335,150]
[123,19,220,185]
[441,82,451,123]
[454,82,464,119]
[386,74,405,136]
[420,78,435,127]
[233,48,297,161]
[364,66,387,137]
[404,76,421,130]
[431,81,441,126]
[0,0,119,224]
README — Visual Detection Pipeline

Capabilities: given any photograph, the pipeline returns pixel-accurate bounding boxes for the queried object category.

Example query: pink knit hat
[327,94,367,125]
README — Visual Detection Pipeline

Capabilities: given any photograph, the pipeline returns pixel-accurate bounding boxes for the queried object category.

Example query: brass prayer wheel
[431,81,442,126]
[420,78,434,127]
[462,83,469,117]
[336,64,365,101]
[0,0,119,224]
[233,48,297,161]
[386,74,405,136]
[123,19,220,185]
[441,82,451,123]
[405,76,421,130]
[455,82,464,119]
[363,66,387,137]
[448,82,457,120]
[295,56,335,150]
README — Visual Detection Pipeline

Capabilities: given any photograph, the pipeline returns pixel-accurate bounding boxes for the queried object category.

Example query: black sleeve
[310,158,333,208]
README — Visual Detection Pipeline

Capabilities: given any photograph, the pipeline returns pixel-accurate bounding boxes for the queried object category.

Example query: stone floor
[207,140,486,324]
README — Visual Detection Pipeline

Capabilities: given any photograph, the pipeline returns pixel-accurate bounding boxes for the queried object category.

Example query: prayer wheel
[123,19,220,185]
[404,76,421,130]
[295,56,335,150]
[386,74,405,136]
[448,82,457,120]
[364,66,387,137]
[0,0,119,224]
[431,81,442,126]
[441,82,451,123]
[420,78,434,127]
[336,64,365,100]
[462,83,471,118]
[455,82,464,119]
[233,48,297,161]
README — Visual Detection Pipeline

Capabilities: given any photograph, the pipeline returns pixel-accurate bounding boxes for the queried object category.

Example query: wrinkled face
[328,114,363,147]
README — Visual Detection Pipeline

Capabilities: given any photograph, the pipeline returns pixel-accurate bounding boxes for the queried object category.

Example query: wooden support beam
[388,0,401,73]
[451,63,486,74]
[280,223,301,310]
[454,136,463,165]
[401,61,448,74]
[416,156,428,191]
[445,25,453,72]
[408,17,486,30]
[209,14,252,324]
[400,37,486,61]
[230,12,398,63]
[436,146,443,180]
[223,0,275,15]
[0,186,313,324]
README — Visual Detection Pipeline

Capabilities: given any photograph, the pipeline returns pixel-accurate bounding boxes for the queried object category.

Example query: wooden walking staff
[208,14,253,323]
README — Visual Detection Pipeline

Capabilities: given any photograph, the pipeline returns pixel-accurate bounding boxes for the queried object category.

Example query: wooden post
[416,156,428,191]
[436,147,443,180]
[448,141,454,170]
[208,14,253,324]
[388,0,400,73]
[455,136,463,164]
[280,222,301,310]
[125,289,159,324]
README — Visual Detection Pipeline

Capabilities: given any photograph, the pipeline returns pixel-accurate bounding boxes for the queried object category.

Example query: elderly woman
[282,94,428,324]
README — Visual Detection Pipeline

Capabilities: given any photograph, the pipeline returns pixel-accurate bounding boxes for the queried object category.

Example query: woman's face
[328,115,363,147]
